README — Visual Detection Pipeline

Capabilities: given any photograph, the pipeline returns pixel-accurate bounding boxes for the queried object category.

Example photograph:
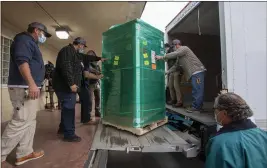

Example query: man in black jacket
[52,37,102,142]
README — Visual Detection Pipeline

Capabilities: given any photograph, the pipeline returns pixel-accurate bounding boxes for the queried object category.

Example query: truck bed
[166,105,216,126]
[91,121,190,153]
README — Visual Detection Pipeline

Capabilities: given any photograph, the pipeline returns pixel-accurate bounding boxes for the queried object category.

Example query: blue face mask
[38,33,46,44]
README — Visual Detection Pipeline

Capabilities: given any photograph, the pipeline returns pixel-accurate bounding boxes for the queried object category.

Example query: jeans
[94,86,101,114]
[56,92,76,138]
[191,72,205,110]
[79,86,92,123]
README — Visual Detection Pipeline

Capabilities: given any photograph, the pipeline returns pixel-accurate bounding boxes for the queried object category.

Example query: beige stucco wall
[1,23,58,123]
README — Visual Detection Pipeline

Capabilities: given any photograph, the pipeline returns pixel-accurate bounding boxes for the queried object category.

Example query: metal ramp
[85,121,202,168]
[91,122,191,153]
[166,105,216,126]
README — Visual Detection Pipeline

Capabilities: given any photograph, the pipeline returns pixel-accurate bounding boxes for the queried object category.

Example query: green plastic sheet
[101,19,165,128]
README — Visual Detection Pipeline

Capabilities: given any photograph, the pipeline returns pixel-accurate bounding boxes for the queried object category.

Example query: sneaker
[15,150,45,166]
[63,135,82,142]
[186,107,201,113]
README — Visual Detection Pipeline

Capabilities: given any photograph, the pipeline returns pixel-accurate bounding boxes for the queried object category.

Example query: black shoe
[95,112,101,117]
[63,135,82,142]
[57,129,64,135]
[172,102,184,108]
[83,120,97,125]
[167,100,176,105]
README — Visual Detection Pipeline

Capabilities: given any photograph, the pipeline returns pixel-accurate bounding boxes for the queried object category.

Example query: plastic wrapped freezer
[101,19,166,129]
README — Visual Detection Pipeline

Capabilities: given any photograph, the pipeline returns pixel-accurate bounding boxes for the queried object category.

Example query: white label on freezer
[151,50,156,64]
[161,41,163,48]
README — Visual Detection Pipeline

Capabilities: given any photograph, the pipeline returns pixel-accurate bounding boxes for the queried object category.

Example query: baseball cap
[164,43,171,48]
[73,37,87,47]
[172,39,181,45]
[28,22,52,38]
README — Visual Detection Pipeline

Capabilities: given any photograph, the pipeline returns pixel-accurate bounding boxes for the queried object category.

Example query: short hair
[214,92,253,121]
[87,50,96,56]
[172,39,182,45]
[83,50,97,67]
[27,27,36,34]
[73,41,79,45]
[164,43,171,48]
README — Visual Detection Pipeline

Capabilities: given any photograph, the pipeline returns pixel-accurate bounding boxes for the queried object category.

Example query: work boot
[63,135,82,142]
[186,107,201,113]
[15,150,45,166]
[173,102,183,108]
[167,100,176,105]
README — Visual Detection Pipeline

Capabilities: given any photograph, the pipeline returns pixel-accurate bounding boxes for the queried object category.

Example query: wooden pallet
[102,117,168,136]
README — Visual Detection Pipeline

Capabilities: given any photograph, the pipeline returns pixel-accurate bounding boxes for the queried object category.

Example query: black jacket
[52,44,101,92]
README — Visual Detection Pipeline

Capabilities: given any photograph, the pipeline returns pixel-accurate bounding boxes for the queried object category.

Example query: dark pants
[56,92,76,138]
[94,88,100,114]
[191,72,205,110]
[79,87,92,123]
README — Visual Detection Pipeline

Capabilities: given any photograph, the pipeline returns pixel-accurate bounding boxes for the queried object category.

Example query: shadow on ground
[107,151,205,168]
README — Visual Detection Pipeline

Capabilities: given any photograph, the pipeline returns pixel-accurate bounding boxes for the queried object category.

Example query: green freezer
[101,19,166,129]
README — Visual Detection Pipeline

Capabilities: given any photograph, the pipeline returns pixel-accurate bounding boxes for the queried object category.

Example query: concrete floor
[2,105,205,168]
[1,105,97,168]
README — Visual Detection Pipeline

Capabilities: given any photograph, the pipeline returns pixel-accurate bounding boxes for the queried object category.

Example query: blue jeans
[191,72,205,110]
[78,86,92,123]
[56,92,76,138]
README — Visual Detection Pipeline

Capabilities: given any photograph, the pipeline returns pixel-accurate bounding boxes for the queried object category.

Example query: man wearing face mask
[1,22,51,166]
[164,43,183,107]
[156,39,206,113]
[205,92,267,168]
[52,37,102,142]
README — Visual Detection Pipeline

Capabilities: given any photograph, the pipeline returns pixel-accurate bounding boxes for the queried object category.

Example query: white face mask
[78,48,84,53]
[215,111,225,126]
[38,33,46,44]
[165,47,169,53]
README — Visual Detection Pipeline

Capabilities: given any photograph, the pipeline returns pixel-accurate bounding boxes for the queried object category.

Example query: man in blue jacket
[1,22,51,166]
